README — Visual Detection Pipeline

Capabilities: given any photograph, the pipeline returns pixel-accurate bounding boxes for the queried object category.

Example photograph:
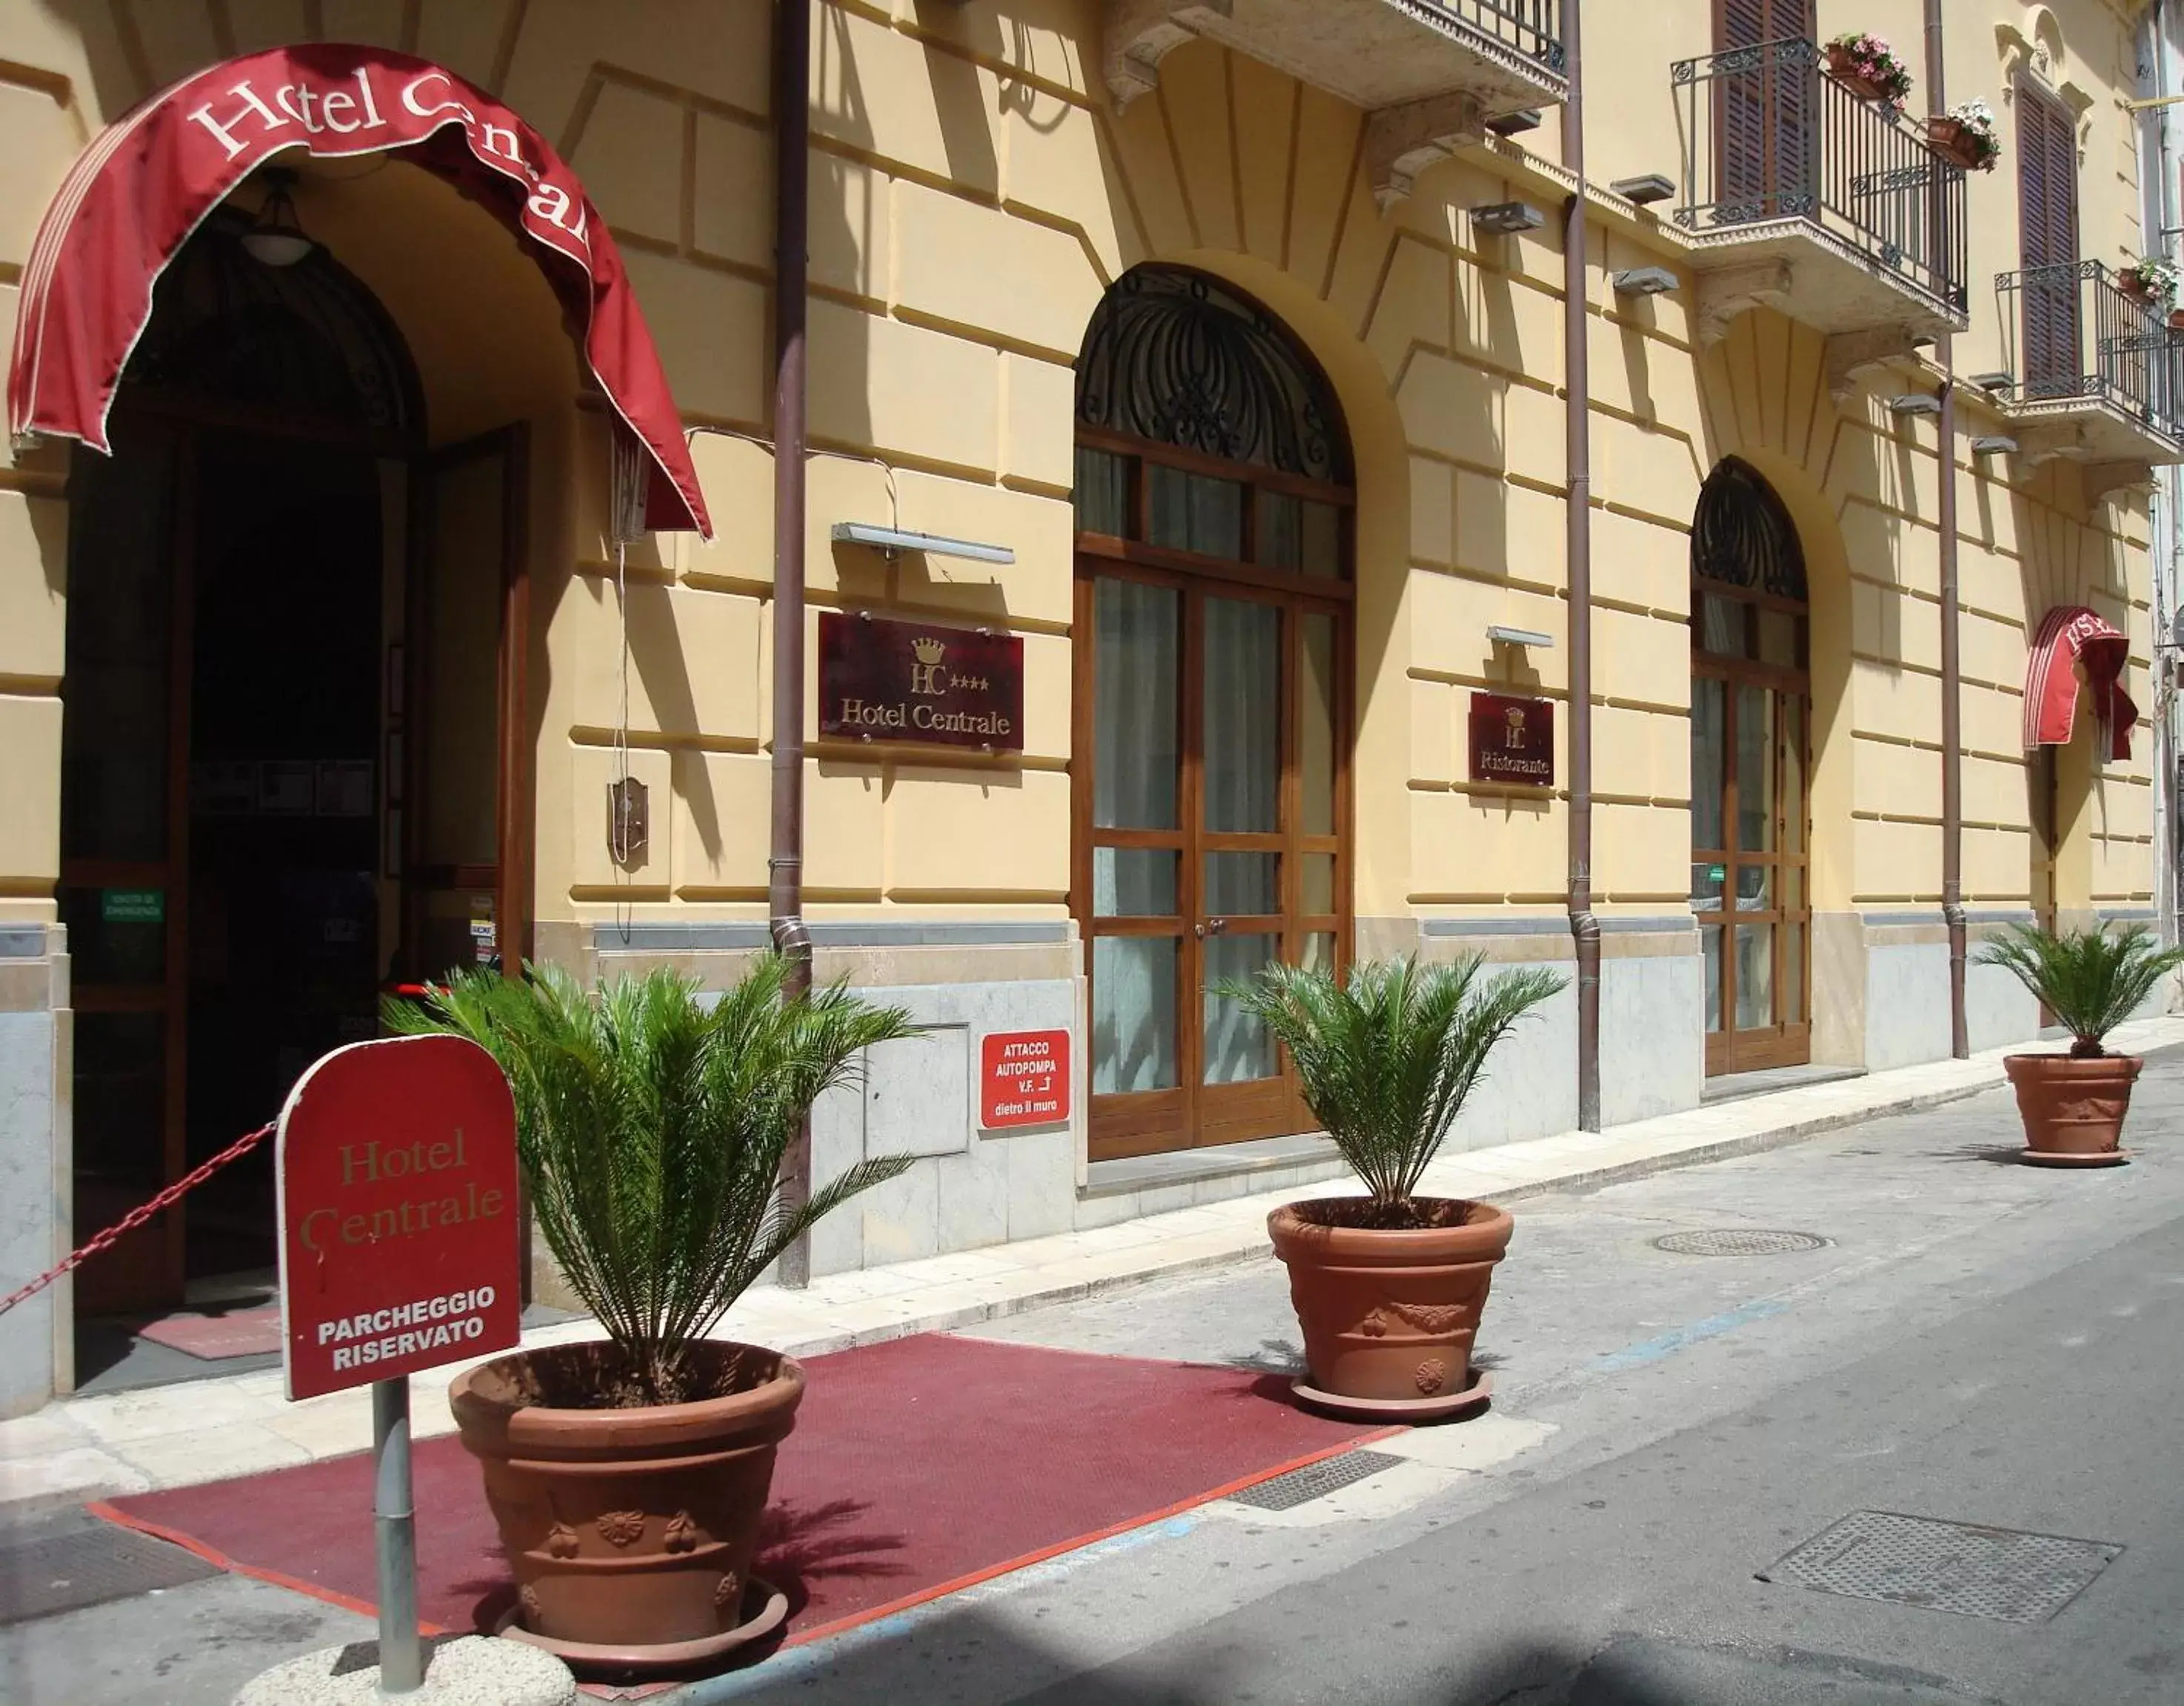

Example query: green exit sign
[101,888,164,924]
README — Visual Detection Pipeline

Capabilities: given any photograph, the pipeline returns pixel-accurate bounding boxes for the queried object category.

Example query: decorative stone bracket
[1106,0,1228,111]
[2080,460,2157,504]
[1365,93,1487,209]
[1823,325,1923,407]
[1694,259,1792,348]
[2017,421,2092,467]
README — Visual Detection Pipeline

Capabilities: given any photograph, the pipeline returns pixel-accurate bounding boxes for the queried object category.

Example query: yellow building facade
[0,0,2170,1413]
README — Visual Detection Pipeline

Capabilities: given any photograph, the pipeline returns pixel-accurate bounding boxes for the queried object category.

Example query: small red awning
[8,44,710,537]
[2024,605,2136,761]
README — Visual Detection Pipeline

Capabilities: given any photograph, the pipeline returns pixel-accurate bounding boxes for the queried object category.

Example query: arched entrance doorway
[1690,458,1813,1076]
[21,45,713,1342]
[56,197,529,1325]
[1071,267,1354,1161]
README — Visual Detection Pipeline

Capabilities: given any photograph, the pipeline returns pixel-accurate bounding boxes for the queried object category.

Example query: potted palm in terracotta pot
[387,957,916,1671]
[1979,923,2184,1167]
[1224,955,1562,1422]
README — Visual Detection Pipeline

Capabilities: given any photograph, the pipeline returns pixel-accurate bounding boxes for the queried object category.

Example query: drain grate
[1760,1510,2122,1624]
[1225,1449,1406,1511]
[0,1523,222,1625]
[1652,1228,1828,1256]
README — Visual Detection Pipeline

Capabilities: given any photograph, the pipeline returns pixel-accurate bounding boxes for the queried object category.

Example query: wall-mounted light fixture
[1487,109,1542,136]
[1472,201,1545,236]
[1967,371,2015,392]
[242,168,314,267]
[1888,394,1942,416]
[1970,436,2019,456]
[1612,267,1679,296]
[831,522,1015,564]
[1609,173,1676,205]
[1487,624,1555,649]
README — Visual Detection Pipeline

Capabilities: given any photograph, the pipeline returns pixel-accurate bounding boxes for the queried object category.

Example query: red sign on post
[980,1030,1071,1129]
[277,1034,523,1401]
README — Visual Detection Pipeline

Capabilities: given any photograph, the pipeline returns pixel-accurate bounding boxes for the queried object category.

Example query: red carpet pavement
[133,1304,283,1361]
[93,1334,1388,1647]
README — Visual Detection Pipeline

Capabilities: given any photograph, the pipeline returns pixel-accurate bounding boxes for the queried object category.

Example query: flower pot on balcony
[1926,116,1994,172]
[1824,47,1891,105]
[2168,309,2184,331]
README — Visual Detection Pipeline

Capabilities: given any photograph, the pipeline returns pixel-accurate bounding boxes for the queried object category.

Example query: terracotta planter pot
[1268,1197,1511,1419]
[1824,50,1895,107]
[2168,309,2184,331]
[450,1339,803,1670]
[2002,1052,2143,1167]
[1925,117,1991,172]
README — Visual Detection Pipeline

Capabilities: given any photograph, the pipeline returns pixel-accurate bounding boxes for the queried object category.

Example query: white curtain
[1199,596,1279,1084]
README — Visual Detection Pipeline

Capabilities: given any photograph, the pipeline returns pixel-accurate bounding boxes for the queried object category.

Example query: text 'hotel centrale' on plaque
[819,611,1025,753]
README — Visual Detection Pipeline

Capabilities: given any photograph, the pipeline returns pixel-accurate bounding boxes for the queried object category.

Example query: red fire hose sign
[276,1034,522,1400]
[980,1030,1070,1129]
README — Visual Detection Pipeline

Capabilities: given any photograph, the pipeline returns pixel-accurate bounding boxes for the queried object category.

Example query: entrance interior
[58,201,525,1345]
[1690,459,1814,1076]
[1071,268,1353,1160]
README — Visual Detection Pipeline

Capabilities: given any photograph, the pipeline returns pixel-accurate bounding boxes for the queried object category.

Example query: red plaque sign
[276,1034,522,1401]
[1468,692,1555,787]
[980,1029,1071,1129]
[819,612,1024,751]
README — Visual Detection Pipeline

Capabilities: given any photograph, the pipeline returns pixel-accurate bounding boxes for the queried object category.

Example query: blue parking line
[1591,1298,1787,1372]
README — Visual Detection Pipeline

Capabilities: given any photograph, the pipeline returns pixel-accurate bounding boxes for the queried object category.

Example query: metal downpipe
[1926,0,1968,1057]
[1561,0,1600,1130]
[770,0,815,1284]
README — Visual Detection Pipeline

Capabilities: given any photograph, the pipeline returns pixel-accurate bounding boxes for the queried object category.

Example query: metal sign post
[373,1378,422,1693]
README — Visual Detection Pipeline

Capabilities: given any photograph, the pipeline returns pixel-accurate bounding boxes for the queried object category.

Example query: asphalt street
[9,1057,2183,1705]
[715,1053,2184,1706]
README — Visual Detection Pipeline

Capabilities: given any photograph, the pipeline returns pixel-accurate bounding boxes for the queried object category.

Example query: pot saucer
[2020,1147,2131,1168]
[496,1576,788,1675]
[1290,1369,1492,1424]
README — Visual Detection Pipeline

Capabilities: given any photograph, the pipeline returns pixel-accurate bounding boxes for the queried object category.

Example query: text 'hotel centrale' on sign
[1468,691,1556,788]
[276,1033,522,1401]
[819,612,1025,752]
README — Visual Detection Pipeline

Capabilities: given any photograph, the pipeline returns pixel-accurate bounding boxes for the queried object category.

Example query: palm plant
[1977,923,2184,1057]
[386,954,916,1405]
[1220,955,1564,1227]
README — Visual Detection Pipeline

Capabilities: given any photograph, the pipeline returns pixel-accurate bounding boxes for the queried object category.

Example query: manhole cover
[1225,1449,1406,1511]
[1651,1229,1828,1256]
[1760,1510,2121,1624]
[0,1524,221,1625]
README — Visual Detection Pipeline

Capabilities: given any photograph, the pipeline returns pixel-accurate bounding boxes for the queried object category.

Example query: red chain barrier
[0,1120,275,1319]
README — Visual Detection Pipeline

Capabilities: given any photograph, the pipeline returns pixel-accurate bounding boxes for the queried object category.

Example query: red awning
[2024,605,2136,761]
[8,44,710,537]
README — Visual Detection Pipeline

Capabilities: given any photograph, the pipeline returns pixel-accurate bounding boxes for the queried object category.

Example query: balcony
[1671,38,1968,358]
[1991,263,2184,479]
[1106,1,1566,205]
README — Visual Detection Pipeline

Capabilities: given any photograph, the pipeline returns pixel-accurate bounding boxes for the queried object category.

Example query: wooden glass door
[2017,81,2081,400]
[1078,563,1347,1160]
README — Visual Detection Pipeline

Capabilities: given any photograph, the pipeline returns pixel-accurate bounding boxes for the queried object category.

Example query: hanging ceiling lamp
[241,168,314,267]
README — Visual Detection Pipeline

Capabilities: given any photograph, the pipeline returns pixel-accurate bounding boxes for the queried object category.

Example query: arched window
[1689,457,1811,1076]
[1071,266,1354,1162]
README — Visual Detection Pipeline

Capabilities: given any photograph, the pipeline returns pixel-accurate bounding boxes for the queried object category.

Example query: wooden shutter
[2018,86,2080,398]
[1717,0,1816,219]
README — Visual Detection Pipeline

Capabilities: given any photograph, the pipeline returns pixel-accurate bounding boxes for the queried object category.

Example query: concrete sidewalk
[6,1016,2179,1515]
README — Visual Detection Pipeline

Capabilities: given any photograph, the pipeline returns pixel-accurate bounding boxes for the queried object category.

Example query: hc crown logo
[910,636,948,697]
[1503,705,1526,749]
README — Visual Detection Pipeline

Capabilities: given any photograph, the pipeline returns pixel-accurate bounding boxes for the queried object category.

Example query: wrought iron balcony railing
[1995,261,2184,438]
[1672,37,1968,321]
[1437,0,1564,74]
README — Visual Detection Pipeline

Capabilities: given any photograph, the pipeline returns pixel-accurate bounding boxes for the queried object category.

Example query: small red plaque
[819,612,1025,752]
[980,1029,1071,1130]
[1468,692,1555,787]
[276,1034,522,1401]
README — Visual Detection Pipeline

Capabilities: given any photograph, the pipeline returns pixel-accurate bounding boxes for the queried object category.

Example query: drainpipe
[770,0,815,1285]
[1926,0,1969,1059]
[1561,0,1600,1130]
[2154,0,2180,950]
